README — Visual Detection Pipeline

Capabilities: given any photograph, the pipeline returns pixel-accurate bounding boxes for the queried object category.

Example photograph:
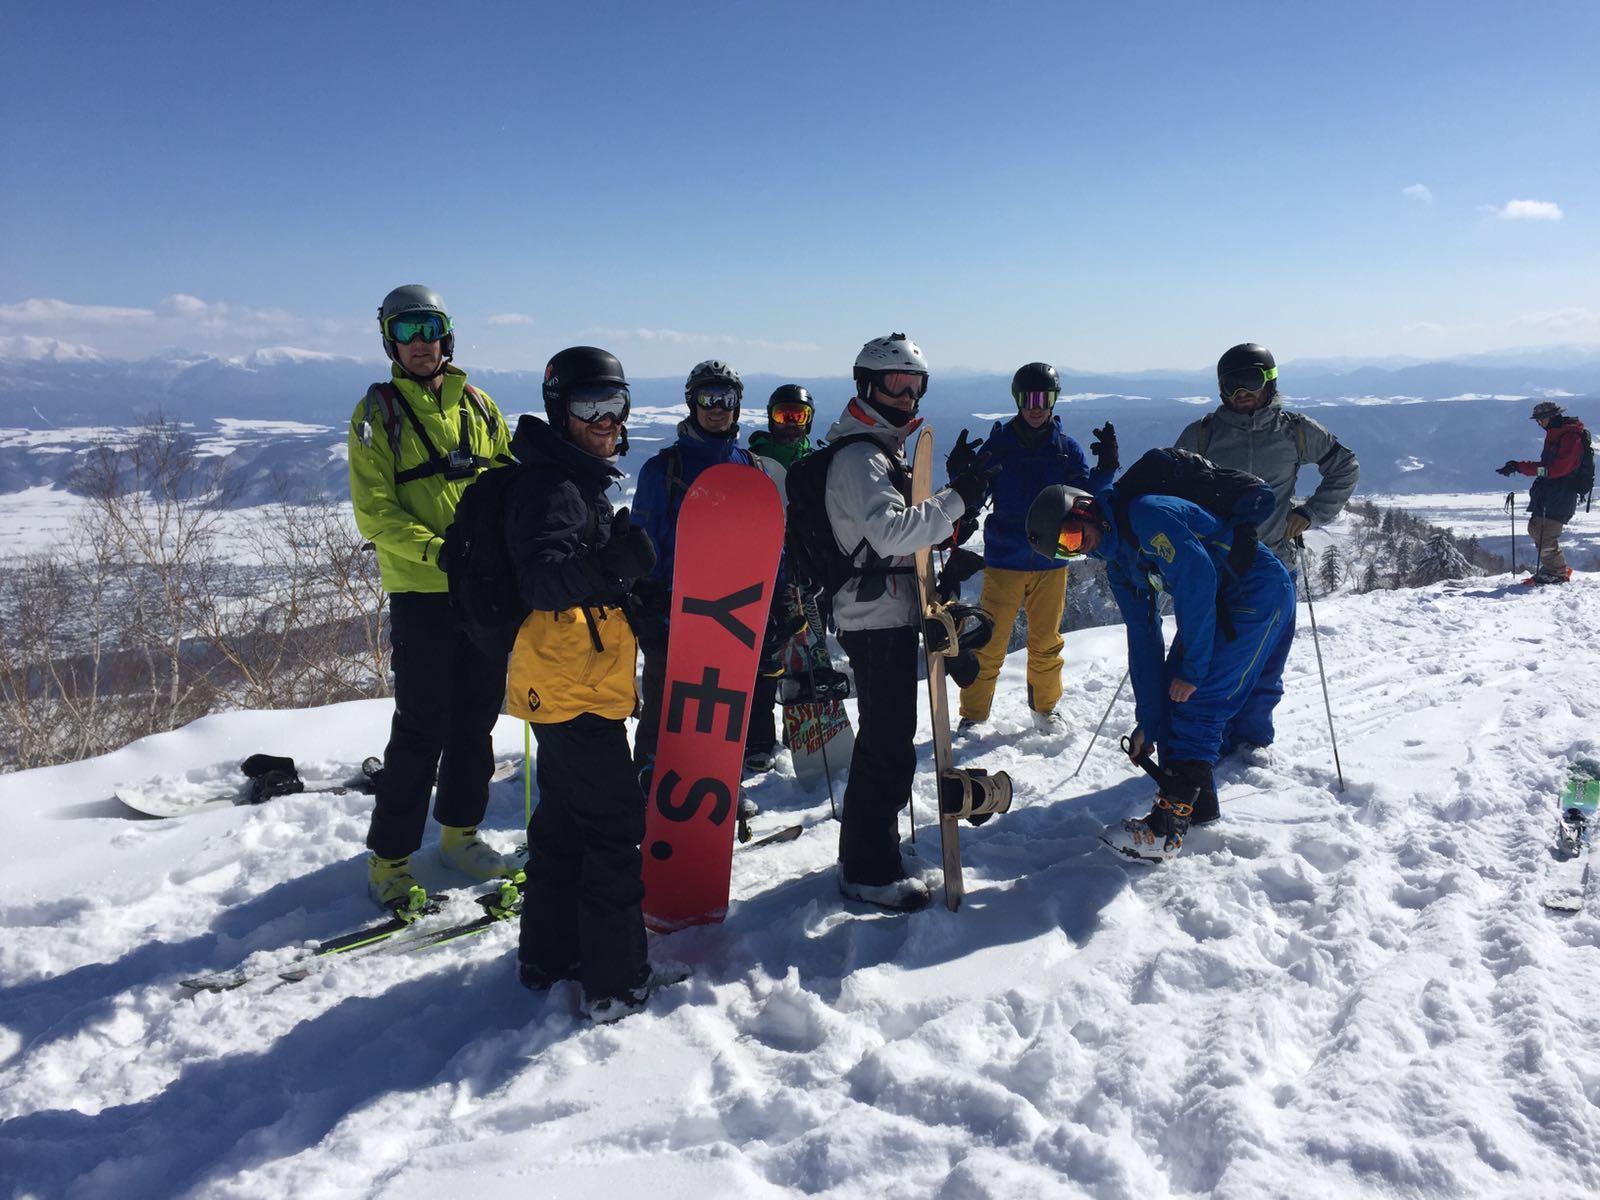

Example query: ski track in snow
[3,582,1600,1198]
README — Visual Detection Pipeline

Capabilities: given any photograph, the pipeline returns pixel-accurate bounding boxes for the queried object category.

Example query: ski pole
[1071,593,1167,778]
[524,720,533,828]
[1296,537,1345,792]
[1505,492,1517,575]
[1071,668,1128,780]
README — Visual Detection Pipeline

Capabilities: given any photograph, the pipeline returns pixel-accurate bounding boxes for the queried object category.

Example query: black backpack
[443,465,528,658]
[1574,429,1595,512]
[1111,447,1273,543]
[784,434,912,601]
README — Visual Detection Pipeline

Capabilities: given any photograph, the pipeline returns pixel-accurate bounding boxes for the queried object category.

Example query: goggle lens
[1219,365,1277,400]
[566,384,630,425]
[770,402,813,427]
[693,384,741,410]
[876,371,928,401]
[385,312,450,344]
[1055,522,1086,559]
[1015,389,1059,411]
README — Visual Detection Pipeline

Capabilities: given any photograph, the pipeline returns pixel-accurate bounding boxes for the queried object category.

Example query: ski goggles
[692,384,741,410]
[383,311,452,344]
[1014,389,1059,411]
[769,401,813,428]
[1219,364,1277,401]
[1054,522,1087,559]
[873,370,928,401]
[566,384,630,425]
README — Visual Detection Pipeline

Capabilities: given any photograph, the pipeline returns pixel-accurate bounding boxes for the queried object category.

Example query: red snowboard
[641,463,784,930]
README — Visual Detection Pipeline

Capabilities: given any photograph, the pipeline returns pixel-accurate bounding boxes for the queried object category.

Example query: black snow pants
[836,625,920,885]
[520,713,649,1004]
[366,591,507,861]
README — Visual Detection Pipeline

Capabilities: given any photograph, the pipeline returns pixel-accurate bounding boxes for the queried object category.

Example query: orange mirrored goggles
[1055,522,1087,559]
[770,402,813,427]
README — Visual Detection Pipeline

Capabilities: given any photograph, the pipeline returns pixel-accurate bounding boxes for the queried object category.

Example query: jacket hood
[510,414,622,483]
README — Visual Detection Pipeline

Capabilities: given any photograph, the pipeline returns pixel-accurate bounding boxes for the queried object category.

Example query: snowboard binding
[939,767,1014,827]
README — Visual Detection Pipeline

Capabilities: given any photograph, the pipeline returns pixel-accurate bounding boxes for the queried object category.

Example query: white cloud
[1496,199,1563,222]
[0,294,368,361]
[1508,307,1600,335]
[581,326,821,354]
[0,297,155,325]
[1402,183,1433,204]
[486,312,537,327]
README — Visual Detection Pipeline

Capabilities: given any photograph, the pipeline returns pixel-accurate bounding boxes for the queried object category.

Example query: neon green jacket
[347,364,513,594]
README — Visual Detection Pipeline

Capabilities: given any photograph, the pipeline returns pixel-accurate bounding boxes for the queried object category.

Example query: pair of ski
[180,874,527,994]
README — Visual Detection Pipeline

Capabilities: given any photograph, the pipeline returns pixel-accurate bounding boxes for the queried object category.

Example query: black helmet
[1216,343,1278,406]
[768,383,813,412]
[543,346,627,426]
[378,284,454,365]
[1011,362,1061,399]
[685,360,743,408]
[1026,485,1100,560]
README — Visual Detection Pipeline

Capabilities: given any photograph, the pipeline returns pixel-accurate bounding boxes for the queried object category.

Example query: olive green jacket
[347,364,513,594]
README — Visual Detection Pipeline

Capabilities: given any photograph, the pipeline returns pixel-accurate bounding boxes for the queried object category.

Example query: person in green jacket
[349,284,519,910]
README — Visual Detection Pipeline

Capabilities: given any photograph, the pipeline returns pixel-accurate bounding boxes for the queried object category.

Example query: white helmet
[853,332,929,402]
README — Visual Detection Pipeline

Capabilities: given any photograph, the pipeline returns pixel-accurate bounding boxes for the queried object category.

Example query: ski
[180,875,525,994]
[739,822,803,850]
[1542,763,1598,913]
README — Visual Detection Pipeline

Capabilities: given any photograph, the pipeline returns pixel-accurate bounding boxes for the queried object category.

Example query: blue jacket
[632,418,757,588]
[1090,485,1281,745]
[981,416,1114,571]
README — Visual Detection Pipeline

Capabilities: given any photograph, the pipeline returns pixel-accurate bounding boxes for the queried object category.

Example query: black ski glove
[936,546,985,601]
[432,538,450,573]
[1090,423,1119,473]
[1227,523,1259,579]
[945,428,985,480]
[1496,460,1520,477]
[950,464,1000,512]
[589,507,657,584]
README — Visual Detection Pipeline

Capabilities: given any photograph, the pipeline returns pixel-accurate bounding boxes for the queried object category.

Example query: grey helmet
[853,332,929,403]
[378,284,454,365]
[685,359,743,408]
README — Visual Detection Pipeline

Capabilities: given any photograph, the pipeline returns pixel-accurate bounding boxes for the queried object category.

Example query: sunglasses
[1219,365,1277,400]
[770,402,813,428]
[1054,522,1087,559]
[1015,389,1059,411]
[693,384,741,410]
[874,370,928,401]
[566,384,630,425]
[384,311,451,344]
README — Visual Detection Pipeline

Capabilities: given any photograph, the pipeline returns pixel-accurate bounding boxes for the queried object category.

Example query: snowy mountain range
[1,345,1596,503]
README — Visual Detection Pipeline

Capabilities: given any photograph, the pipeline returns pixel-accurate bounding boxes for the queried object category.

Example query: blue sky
[4,1,1596,377]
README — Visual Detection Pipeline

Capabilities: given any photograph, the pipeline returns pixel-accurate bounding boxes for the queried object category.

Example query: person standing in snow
[1173,343,1359,758]
[503,346,664,1023]
[747,385,821,765]
[348,285,519,911]
[630,361,800,778]
[952,362,1118,734]
[820,333,997,909]
[1026,478,1295,862]
[1497,400,1588,585]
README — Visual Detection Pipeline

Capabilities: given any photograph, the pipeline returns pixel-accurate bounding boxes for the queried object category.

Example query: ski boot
[438,826,520,882]
[583,960,692,1023]
[837,863,933,911]
[367,853,428,914]
[1102,759,1211,864]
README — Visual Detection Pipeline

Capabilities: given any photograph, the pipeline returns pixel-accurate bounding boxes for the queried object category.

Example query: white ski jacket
[820,401,967,632]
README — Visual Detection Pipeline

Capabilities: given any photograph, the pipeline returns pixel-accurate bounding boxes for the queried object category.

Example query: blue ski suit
[1090,488,1296,765]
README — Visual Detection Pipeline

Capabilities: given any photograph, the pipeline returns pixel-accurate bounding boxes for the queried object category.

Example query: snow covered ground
[3,578,1600,1198]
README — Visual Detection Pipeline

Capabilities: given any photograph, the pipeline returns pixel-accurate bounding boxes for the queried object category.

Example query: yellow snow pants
[958,565,1067,721]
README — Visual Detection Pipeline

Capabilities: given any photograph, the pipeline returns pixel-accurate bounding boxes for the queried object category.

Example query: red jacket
[1519,417,1588,521]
